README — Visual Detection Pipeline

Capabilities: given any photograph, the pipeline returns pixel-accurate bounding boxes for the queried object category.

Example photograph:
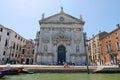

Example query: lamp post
[84,32,90,74]
[41,53,42,65]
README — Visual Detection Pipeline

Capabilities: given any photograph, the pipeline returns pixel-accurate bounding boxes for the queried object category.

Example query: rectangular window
[27,50,30,55]
[106,44,112,53]
[106,45,108,53]
[5,39,8,47]
[116,42,120,50]
[19,46,21,51]
[2,58,4,61]
[12,53,14,57]
[7,32,9,36]
[99,48,102,54]
[3,51,5,55]
[15,35,17,38]
[13,43,15,49]
[32,49,34,54]
[15,54,17,57]
[16,45,18,50]
[104,57,106,63]
[76,45,79,52]
[115,32,118,37]
[0,28,3,32]
[106,36,111,41]
[44,45,47,52]
[109,44,112,52]
[22,49,25,54]
[0,35,1,42]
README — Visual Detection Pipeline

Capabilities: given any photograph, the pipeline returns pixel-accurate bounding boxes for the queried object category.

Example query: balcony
[117,48,120,51]
[109,50,117,56]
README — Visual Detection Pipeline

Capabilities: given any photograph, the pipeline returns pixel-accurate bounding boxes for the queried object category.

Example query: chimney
[92,34,94,37]
[42,13,45,20]
[117,24,120,28]
[99,30,101,33]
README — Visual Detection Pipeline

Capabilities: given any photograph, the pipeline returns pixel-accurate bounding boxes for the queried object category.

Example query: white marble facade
[34,8,87,65]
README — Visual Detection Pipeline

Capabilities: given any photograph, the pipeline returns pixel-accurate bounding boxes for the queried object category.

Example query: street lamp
[84,32,90,74]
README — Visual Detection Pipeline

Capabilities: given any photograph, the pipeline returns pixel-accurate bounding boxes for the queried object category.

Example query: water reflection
[0,73,120,80]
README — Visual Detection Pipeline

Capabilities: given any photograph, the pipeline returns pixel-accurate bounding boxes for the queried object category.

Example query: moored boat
[0,72,5,78]
[0,67,23,77]
[11,67,23,74]
[0,68,10,78]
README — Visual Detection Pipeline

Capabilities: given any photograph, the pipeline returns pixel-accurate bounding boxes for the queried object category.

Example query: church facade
[34,8,87,65]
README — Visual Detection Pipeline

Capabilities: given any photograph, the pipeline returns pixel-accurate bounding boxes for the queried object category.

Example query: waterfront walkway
[0,64,119,73]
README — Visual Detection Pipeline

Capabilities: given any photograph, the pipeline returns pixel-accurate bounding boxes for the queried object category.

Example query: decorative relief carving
[53,39,58,45]
[52,31,71,45]
[74,39,80,44]
[76,45,79,53]
[42,37,50,43]
[66,39,71,45]
[43,40,49,43]
[44,44,48,52]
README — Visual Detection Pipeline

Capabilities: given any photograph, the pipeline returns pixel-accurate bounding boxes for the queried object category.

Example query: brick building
[100,24,120,65]
[19,40,34,64]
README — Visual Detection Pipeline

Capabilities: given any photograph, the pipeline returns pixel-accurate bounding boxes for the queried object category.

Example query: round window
[59,17,64,21]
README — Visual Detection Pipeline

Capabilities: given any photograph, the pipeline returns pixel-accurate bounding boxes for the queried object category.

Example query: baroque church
[34,8,87,65]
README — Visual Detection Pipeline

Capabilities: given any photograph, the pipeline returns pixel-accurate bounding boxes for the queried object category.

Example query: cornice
[40,21,85,25]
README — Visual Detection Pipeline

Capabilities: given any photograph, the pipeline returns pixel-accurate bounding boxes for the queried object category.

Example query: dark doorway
[21,59,24,64]
[26,58,29,64]
[57,45,66,65]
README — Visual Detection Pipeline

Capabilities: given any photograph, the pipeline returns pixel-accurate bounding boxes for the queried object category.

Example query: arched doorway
[57,45,66,65]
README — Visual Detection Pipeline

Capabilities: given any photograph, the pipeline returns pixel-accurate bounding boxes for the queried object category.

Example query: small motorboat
[0,67,23,77]
[5,67,23,75]
[0,68,10,78]
[0,72,5,78]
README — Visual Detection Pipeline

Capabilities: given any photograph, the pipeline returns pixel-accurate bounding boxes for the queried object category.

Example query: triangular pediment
[39,12,84,24]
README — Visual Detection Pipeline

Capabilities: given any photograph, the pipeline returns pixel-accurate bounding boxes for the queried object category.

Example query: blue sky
[0,0,120,39]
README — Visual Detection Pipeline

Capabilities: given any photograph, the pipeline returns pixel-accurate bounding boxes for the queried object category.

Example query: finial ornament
[42,13,45,20]
[80,15,82,20]
[61,7,64,13]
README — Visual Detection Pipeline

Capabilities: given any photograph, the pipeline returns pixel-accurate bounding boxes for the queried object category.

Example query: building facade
[88,32,108,65]
[100,24,120,65]
[34,8,87,65]
[0,24,10,64]
[19,40,34,64]
[0,24,27,64]
[8,29,27,64]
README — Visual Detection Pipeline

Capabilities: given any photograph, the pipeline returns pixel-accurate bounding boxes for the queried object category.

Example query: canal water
[1,73,120,80]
